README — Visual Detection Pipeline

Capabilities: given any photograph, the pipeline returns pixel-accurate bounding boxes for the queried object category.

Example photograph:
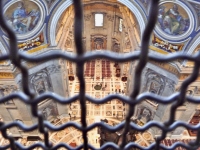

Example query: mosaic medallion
[157,3,190,35]
[4,0,43,36]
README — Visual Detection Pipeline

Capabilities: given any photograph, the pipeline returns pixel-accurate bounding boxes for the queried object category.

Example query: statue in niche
[91,35,107,50]
[41,101,58,121]
[30,71,51,94]
[149,82,160,93]
[94,38,104,50]
[137,106,152,124]
[96,43,101,50]
[34,80,45,94]
[145,71,165,95]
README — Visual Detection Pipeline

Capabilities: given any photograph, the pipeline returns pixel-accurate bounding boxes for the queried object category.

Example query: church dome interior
[0,0,200,149]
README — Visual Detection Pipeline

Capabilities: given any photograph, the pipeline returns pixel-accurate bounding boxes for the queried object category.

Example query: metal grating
[0,0,200,149]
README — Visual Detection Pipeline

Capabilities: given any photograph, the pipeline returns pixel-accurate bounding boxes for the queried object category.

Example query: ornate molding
[149,60,180,77]
[0,72,14,79]
[46,65,61,74]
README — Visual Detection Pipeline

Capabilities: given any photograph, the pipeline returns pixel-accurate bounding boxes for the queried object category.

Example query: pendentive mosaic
[5,0,41,34]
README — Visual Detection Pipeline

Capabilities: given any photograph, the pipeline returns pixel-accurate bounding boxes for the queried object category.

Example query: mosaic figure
[157,3,190,35]
[5,1,40,34]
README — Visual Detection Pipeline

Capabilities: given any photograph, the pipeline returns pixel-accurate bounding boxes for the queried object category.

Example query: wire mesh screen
[0,0,200,149]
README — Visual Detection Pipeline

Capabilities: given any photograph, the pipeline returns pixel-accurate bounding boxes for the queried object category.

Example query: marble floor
[0,59,197,149]
[65,59,128,147]
[0,118,195,150]
[68,59,127,119]
[51,59,196,148]
[48,117,157,149]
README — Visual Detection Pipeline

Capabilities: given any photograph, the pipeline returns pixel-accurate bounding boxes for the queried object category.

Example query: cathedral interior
[1,0,200,149]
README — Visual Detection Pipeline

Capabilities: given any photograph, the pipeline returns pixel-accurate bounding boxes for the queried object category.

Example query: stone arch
[49,117,121,144]
[186,32,200,55]
[48,0,145,46]
[183,31,200,65]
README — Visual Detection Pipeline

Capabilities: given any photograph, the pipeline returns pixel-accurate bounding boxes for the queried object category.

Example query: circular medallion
[155,1,194,41]
[4,0,45,39]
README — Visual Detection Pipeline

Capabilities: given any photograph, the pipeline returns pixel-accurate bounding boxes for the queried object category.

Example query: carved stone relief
[96,38,104,50]
[112,38,120,52]
[0,85,18,96]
